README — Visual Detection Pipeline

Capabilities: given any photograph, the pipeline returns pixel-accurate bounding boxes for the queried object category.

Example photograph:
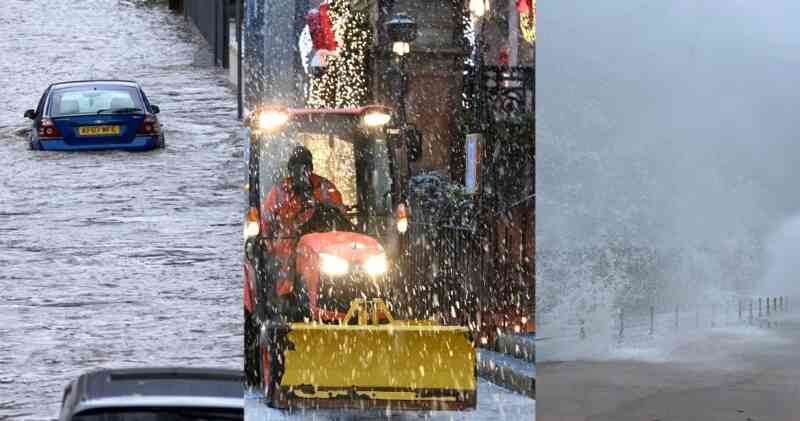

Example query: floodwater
[0,1,243,418]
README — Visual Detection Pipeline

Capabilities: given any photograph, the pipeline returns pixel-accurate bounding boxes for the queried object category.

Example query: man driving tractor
[260,145,344,298]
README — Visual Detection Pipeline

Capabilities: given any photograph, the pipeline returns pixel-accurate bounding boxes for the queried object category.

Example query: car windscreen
[48,85,144,117]
[71,407,242,421]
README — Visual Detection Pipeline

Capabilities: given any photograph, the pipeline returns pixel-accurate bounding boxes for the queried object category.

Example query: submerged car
[25,80,164,151]
[58,367,243,421]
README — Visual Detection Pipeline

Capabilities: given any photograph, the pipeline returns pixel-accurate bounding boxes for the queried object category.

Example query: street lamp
[465,1,491,196]
[392,41,410,56]
[386,13,417,55]
[470,0,490,131]
[469,0,489,18]
[385,13,417,129]
[384,13,418,211]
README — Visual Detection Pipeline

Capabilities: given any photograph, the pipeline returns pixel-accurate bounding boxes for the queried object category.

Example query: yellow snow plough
[243,106,477,410]
[265,298,476,410]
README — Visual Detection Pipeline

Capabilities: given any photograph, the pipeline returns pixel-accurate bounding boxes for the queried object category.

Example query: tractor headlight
[364,253,388,276]
[256,110,290,132]
[320,253,350,276]
[243,207,260,240]
[362,111,391,128]
[243,220,260,240]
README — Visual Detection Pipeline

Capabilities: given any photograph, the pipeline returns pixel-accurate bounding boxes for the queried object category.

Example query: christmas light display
[308,0,373,108]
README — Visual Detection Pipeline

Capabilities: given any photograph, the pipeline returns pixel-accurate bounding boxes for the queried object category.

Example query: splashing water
[538,0,800,360]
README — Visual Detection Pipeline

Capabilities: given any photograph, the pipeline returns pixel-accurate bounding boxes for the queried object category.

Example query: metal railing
[463,65,535,124]
[548,295,793,345]
[395,202,534,343]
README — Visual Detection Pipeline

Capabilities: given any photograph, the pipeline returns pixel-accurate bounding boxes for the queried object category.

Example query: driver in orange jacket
[260,146,344,298]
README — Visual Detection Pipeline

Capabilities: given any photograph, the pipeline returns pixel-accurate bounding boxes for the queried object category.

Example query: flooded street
[0,1,242,418]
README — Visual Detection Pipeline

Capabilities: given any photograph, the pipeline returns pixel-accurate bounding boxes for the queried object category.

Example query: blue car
[24,80,165,151]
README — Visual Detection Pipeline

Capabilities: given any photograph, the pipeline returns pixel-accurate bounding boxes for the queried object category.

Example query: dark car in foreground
[25,80,164,151]
[59,367,243,421]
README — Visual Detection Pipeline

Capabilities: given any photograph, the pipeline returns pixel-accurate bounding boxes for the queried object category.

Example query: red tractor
[243,106,477,411]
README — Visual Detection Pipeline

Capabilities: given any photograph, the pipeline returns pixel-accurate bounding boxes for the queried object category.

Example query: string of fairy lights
[308,1,372,108]
[305,0,534,108]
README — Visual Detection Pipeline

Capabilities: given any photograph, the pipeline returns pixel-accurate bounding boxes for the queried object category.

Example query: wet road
[537,316,800,421]
[0,1,242,419]
[245,380,536,421]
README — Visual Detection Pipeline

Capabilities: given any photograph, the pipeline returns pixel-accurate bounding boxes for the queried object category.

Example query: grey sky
[537,1,800,253]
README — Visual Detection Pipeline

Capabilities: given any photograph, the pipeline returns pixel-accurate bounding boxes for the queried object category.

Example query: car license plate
[78,125,121,136]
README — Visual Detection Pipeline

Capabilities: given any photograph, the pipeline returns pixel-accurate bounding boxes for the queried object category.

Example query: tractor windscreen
[257,127,393,236]
[258,131,348,200]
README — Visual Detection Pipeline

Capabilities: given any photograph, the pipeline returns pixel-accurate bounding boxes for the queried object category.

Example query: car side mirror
[150,105,160,114]
[406,127,422,162]
[24,109,36,119]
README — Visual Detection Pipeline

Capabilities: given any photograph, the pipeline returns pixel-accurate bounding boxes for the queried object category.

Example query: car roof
[49,80,141,90]
[61,367,243,418]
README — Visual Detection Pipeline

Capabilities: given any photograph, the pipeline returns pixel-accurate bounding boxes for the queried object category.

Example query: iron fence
[395,201,534,343]
[483,66,535,122]
[541,295,792,346]
[463,65,535,124]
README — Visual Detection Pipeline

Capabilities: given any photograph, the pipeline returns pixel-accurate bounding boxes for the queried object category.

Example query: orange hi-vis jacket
[260,174,344,296]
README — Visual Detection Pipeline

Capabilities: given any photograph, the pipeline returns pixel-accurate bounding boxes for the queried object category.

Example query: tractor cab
[244,106,404,321]
[252,107,399,241]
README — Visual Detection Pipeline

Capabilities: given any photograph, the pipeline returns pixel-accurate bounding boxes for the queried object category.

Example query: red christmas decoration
[518,0,535,43]
[306,3,338,52]
[499,46,509,66]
